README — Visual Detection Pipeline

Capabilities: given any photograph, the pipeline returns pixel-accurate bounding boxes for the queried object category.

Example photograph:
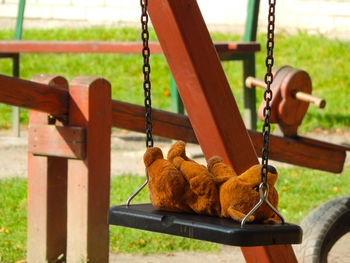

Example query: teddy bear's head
[220,164,279,222]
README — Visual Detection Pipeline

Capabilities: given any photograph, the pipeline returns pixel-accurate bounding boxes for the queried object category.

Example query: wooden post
[27,75,69,263]
[66,77,111,263]
[148,0,297,262]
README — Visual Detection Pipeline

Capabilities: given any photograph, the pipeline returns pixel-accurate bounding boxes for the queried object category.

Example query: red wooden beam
[111,100,348,173]
[0,41,163,54]
[149,0,258,175]
[0,74,68,117]
[148,1,297,262]
[0,40,260,57]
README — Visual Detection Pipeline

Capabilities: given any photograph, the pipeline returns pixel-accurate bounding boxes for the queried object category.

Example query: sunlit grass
[0,28,349,131]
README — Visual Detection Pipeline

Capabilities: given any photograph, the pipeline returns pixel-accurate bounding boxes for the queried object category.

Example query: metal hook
[126,169,149,206]
[241,182,285,228]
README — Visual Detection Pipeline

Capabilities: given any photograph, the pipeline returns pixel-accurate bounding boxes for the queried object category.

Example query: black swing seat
[108,203,302,247]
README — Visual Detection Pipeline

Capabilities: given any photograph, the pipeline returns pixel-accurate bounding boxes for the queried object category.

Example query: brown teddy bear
[144,141,280,223]
[208,157,279,223]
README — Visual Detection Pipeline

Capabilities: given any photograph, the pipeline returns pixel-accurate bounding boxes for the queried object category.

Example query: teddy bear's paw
[207,156,223,171]
[263,214,282,224]
[167,141,188,163]
[227,207,255,223]
[144,147,164,168]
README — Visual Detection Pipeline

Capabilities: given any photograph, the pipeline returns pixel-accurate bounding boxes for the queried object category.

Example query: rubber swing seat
[108,203,302,247]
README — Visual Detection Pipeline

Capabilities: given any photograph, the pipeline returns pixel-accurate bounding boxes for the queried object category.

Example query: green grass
[0,28,349,131]
[1,168,350,261]
[0,178,27,262]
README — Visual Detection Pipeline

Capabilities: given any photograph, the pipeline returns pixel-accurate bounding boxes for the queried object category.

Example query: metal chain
[126,0,152,206]
[241,0,279,226]
[261,0,276,186]
[141,0,153,148]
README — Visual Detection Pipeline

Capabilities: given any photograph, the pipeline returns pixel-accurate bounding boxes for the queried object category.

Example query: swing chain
[141,0,153,148]
[261,0,276,187]
[241,0,281,227]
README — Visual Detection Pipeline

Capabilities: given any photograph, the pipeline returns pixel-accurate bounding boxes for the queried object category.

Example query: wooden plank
[28,124,86,159]
[242,245,298,263]
[0,40,260,56]
[148,0,259,175]
[27,75,68,263]
[67,77,111,263]
[111,101,347,173]
[249,131,347,173]
[112,100,195,143]
[0,74,68,117]
[0,41,163,54]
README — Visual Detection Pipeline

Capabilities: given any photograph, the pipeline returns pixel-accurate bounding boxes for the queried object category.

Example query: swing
[109,0,302,247]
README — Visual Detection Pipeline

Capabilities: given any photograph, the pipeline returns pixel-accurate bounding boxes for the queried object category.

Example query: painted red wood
[111,100,348,173]
[249,131,347,173]
[0,40,260,56]
[66,77,111,263]
[242,245,298,263]
[151,0,295,260]
[112,100,196,143]
[148,0,259,175]
[0,74,68,117]
[27,75,69,263]
[28,124,86,159]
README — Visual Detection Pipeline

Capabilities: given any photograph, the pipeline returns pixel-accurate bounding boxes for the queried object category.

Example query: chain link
[261,0,276,185]
[141,0,153,148]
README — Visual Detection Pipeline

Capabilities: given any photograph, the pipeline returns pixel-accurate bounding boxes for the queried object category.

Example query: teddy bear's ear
[143,147,164,168]
[267,165,278,185]
[167,141,188,162]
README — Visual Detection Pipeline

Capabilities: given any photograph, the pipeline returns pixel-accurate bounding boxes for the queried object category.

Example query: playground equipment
[110,0,300,249]
[0,71,348,262]
[246,66,326,137]
[0,0,261,133]
[0,0,349,262]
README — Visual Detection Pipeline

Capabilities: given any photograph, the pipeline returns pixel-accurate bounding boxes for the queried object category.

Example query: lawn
[1,168,350,262]
[0,28,349,131]
[0,27,350,261]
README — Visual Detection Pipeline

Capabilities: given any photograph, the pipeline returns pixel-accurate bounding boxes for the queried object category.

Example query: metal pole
[12,0,25,137]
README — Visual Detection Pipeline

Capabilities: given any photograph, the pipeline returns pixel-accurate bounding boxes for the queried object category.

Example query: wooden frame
[0,1,347,262]
[148,0,296,261]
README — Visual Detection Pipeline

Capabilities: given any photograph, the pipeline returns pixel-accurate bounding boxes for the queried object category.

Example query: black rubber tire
[295,196,350,263]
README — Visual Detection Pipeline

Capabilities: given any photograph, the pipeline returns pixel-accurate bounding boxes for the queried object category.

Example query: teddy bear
[143,141,280,223]
[207,156,279,223]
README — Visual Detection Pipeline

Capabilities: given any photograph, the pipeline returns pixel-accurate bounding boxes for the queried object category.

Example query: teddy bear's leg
[167,141,191,164]
[227,206,255,223]
[144,147,193,213]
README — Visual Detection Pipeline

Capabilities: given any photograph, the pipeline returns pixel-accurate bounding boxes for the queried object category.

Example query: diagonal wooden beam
[148,0,258,175]
[148,1,297,262]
